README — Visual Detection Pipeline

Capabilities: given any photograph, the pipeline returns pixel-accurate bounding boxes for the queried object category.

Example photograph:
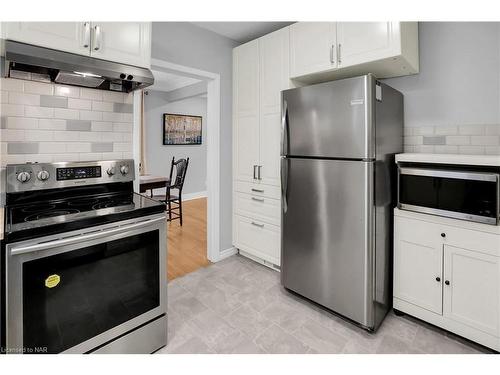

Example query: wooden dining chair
[155,157,189,225]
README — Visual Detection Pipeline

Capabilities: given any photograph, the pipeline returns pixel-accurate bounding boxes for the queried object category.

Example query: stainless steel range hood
[4,40,154,92]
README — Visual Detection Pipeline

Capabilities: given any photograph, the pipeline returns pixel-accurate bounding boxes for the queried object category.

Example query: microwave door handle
[10,217,165,256]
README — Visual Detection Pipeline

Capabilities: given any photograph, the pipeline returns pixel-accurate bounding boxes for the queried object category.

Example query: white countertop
[396,153,500,167]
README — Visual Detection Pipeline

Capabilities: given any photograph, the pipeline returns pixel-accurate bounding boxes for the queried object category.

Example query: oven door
[398,167,499,225]
[5,213,166,354]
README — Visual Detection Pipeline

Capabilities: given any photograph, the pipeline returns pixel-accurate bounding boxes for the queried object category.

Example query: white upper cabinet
[290,22,337,78]
[3,22,90,56]
[289,22,419,82]
[259,27,290,186]
[2,22,152,68]
[90,22,151,68]
[336,22,400,67]
[233,40,260,183]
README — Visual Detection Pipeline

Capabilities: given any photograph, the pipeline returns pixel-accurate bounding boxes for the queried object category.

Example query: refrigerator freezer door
[281,158,374,327]
[282,75,375,159]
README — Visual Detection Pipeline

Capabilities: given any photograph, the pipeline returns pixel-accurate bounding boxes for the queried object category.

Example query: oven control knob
[120,165,130,175]
[107,167,116,176]
[37,170,50,181]
[17,171,31,183]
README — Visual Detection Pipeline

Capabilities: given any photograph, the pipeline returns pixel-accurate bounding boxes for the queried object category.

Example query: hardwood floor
[167,197,210,281]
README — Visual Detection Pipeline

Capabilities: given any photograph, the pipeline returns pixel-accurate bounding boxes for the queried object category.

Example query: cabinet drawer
[395,210,500,257]
[233,215,280,265]
[234,180,281,200]
[234,192,280,226]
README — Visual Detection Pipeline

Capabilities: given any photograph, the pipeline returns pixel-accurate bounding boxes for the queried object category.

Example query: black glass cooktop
[5,191,165,242]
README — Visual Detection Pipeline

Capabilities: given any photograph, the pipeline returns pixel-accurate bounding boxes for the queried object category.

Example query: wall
[145,91,207,196]
[384,22,500,155]
[152,22,239,252]
[0,77,134,167]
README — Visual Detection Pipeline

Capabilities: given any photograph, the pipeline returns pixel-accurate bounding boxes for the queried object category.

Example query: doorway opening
[133,59,221,280]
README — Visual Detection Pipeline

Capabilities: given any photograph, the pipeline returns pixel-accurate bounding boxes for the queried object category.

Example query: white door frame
[133,58,222,262]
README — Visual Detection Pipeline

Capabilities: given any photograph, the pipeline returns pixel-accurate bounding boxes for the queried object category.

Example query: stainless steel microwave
[397,166,500,225]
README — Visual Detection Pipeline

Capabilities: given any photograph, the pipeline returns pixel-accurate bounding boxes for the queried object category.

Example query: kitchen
[1,7,500,370]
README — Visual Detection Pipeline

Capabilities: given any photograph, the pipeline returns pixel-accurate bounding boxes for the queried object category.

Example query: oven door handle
[10,216,165,256]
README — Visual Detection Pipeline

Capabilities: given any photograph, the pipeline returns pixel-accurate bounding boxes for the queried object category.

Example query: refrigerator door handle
[281,99,289,156]
[281,157,288,213]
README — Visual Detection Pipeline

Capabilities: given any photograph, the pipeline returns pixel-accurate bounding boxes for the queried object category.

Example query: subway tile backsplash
[404,125,500,155]
[0,78,133,166]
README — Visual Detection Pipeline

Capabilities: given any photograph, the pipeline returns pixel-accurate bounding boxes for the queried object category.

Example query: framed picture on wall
[163,113,202,145]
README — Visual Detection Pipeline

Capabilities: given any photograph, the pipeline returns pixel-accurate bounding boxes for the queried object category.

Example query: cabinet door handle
[251,197,264,202]
[258,165,262,180]
[251,221,264,228]
[253,165,257,180]
[330,44,336,64]
[251,188,264,193]
[435,277,441,282]
[83,22,91,48]
[338,43,342,65]
[93,25,102,51]
[445,280,450,286]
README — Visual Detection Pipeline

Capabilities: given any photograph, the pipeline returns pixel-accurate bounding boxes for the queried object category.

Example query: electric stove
[1,160,167,354]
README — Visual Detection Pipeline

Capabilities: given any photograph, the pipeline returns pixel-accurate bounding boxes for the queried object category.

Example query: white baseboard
[218,246,238,261]
[149,189,207,201]
[182,191,208,201]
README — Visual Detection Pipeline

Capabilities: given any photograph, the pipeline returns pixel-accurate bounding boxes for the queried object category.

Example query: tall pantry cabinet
[232,27,290,268]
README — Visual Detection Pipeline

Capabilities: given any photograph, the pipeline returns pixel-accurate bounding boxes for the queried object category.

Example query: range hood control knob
[37,170,50,181]
[120,73,126,79]
[120,165,129,175]
[107,167,116,176]
[17,171,31,183]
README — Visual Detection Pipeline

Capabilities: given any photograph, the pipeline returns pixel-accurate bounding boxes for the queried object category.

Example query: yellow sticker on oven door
[45,274,61,288]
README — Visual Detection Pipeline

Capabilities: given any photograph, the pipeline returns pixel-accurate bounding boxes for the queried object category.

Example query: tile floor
[158,254,493,354]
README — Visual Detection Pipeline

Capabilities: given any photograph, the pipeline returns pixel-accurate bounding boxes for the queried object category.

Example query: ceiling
[191,22,294,43]
[149,70,201,92]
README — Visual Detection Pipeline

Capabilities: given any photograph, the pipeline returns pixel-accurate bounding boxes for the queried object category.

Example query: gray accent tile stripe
[113,103,133,113]
[423,136,446,145]
[66,120,91,131]
[8,142,39,154]
[0,117,6,129]
[40,95,68,109]
[91,142,113,152]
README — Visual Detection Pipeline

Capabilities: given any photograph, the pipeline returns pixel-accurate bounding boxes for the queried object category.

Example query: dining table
[139,174,170,197]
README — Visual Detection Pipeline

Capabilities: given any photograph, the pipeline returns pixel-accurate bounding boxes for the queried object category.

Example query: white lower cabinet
[443,245,499,337]
[394,216,443,314]
[394,209,500,351]
[234,192,280,227]
[233,215,280,266]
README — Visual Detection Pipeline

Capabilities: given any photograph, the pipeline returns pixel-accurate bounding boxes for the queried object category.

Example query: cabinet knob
[435,277,441,282]
[440,233,446,238]
[445,280,450,285]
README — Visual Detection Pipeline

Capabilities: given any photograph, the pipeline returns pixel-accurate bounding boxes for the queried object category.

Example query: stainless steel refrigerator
[280,74,403,331]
